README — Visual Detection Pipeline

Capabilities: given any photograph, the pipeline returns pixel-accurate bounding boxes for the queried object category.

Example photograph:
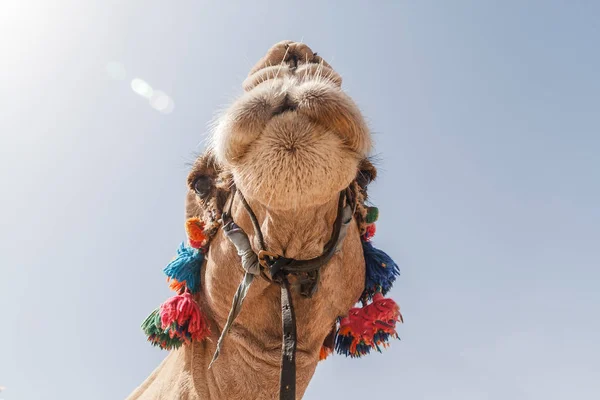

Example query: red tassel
[337,293,402,356]
[362,223,376,241]
[159,292,210,342]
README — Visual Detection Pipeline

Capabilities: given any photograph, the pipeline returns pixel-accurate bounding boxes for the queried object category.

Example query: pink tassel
[159,292,210,342]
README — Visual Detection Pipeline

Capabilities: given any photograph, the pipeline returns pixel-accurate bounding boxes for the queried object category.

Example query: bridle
[210,186,355,400]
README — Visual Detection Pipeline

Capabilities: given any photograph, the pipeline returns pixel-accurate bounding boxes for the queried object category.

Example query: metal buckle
[258,250,279,268]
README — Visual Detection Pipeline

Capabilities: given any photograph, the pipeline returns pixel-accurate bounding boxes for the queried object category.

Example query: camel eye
[193,175,212,198]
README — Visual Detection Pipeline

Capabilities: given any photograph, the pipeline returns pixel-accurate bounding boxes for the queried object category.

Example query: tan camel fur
[127,40,374,400]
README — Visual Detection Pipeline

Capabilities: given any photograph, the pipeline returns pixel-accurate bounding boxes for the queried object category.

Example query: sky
[1,1,599,399]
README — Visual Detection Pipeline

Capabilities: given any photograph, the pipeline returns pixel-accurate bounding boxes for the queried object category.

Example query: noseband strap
[212,188,353,400]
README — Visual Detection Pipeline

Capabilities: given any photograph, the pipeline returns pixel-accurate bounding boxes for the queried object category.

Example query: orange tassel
[186,217,207,248]
[167,278,187,293]
[319,345,332,361]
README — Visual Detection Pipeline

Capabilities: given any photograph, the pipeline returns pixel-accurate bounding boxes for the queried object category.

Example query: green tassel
[366,206,379,224]
[150,333,184,350]
[141,308,184,350]
[142,309,162,336]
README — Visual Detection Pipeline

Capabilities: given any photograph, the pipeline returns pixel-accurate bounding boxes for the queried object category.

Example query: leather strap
[279,278,297,400]
[277,191,348,274]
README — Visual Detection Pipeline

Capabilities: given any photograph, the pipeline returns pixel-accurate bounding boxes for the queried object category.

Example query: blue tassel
[163,242,204,293]
[362,241,400,300]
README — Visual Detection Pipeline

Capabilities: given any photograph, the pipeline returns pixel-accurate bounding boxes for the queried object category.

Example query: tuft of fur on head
[209,41,372,210]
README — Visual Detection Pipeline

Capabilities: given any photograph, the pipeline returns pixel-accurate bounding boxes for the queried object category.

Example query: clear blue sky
[1,1,599,399]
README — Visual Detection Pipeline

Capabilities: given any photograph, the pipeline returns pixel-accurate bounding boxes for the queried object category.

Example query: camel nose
[248,41,331,76]
[244,41,341,91]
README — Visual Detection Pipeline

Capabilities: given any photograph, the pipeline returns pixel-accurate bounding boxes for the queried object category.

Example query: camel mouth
[271,95,297,116]
[229,71,370,157]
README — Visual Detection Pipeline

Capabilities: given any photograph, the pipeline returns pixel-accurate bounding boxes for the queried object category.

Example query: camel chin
[211,43,371,210]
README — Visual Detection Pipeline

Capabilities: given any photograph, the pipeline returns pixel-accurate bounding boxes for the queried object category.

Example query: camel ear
[187,149,223,192]
[356,158,377,191]
[185,149,231,233]
[351,158,377,236]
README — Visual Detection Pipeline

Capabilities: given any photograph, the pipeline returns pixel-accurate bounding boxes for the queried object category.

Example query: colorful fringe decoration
[330,204,402,359]
[186,217,207,249]
[159,292,211,343]
[163,242,204,293]
[362,223,376,241]
[168,278,187,293]
[319,345,332,361]
[335,293,402,358]
[141,191,403,363]
[318,324,336,362]
[362,241,400,300]
[365,206,379,224]
[141,308,184,350]
[142,218,211,350]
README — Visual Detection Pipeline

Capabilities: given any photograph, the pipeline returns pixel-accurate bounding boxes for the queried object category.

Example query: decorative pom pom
[141,308,184,350]
[318,324,336,362]
[319,345,332,361]
[163,242,204,293]
[362,223,376,241]
[186,217,207,249]
[335,293,402,358]
[362,241,400,300]
[159,292,210,343]
[142,308,161,337]
[365,206,379,224]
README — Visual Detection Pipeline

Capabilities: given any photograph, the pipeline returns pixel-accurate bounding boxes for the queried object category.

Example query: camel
[127,40,400,400]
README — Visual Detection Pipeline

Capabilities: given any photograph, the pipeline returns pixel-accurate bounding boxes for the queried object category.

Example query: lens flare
[150,90,175,114]
[131,78,153,99]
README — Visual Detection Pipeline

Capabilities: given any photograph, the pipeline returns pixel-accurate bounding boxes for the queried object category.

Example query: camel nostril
[273,95,297,116]
[289,54,299,69]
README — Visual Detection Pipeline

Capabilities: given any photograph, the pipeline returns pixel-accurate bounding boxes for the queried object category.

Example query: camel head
[210,40,372,210]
